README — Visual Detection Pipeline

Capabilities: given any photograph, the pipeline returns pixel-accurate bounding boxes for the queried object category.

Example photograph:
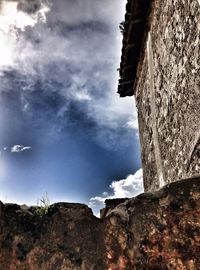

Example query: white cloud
[0,0,50,33]
[74,91,91,101]
[0,0,50,67]
[89,169,144,212]
[126,114,140,139]
[0,0,138,150]
[11,145,32,153]
[126,119,139,130]
[110,169,143,197]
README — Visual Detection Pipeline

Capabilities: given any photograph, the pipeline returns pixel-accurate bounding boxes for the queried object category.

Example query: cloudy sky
[0,0,143,214]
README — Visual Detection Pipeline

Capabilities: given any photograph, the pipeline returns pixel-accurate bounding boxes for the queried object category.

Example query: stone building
[1,1,200,269]
[118,0,200,191]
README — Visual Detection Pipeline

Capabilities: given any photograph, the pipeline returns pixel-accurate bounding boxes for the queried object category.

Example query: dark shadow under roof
[118,0,152,97]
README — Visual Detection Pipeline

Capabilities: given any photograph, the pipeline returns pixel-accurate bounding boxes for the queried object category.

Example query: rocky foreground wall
[0,203,105,270]
[1,176,200,269]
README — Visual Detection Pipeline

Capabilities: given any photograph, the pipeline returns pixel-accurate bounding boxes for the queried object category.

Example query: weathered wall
[0,2,200,269]
[0,203,106,270]
[104,176,200,270]
[135,0,200,191]
[1,177,200,269]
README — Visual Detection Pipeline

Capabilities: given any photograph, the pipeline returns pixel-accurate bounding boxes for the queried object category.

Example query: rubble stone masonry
[135,0,200,191]
[0,1,200,269]
[1,176,200,269]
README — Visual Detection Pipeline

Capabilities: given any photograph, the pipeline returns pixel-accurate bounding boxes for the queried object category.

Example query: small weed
[35,193,50,218]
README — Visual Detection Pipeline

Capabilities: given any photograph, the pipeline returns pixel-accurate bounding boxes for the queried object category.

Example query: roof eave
[118,0,152,97]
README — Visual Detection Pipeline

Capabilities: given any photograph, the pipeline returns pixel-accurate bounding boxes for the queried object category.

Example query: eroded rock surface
[104,176,200,269]
[0,177,200,269]
[1,177,200,269]
[0,202,105,270]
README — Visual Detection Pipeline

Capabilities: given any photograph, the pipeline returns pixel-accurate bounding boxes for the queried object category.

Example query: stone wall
[135,0,200,191]
[104,175,200,270]
[1,176,200,269]
[0,203,106,270]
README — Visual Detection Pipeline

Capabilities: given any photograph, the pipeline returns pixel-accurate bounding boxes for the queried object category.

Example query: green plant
[35,193,50,218]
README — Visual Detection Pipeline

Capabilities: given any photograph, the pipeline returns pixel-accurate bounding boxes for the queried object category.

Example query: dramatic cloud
[0,0,50,67]
[0,0,50,31]
[89,169,144,213]
[11,145,32,153]
[0,1,141,208]
[17,0,50,15]
[0,0,138,151]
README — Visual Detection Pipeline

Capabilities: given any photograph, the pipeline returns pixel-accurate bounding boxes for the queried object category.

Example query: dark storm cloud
[48,0,124,26]
[0,0,139,151]
[0,0,142,209]
[0,0,137,150]
[17,0,42,14]
[1,0,50,15]
[0,71,135,152]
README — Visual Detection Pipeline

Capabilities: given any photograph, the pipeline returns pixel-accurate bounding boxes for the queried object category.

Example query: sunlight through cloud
[0,0,50,67]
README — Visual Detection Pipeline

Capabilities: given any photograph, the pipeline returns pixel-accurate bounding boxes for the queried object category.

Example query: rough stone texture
[135,0,200,191]
[104,176,200,270]
[0,1,200,269]
[100,199,128,219]
[0,202,105,270]
[1,177,200,269]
